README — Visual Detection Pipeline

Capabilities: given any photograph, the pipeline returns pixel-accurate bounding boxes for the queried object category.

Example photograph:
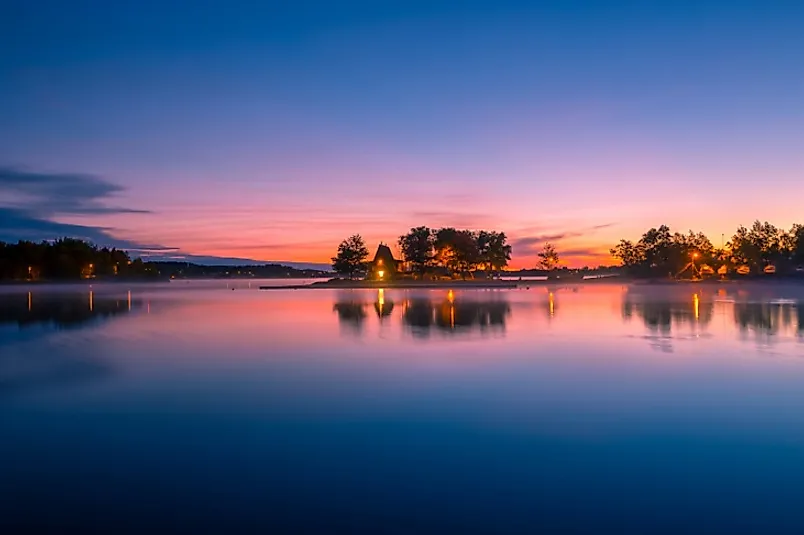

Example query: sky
[2,0,803,268]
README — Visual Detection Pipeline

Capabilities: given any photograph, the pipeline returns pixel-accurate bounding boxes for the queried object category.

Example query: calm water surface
[2,281,804,533]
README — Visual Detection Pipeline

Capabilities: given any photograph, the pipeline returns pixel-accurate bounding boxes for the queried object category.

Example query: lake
[2,281,804,533]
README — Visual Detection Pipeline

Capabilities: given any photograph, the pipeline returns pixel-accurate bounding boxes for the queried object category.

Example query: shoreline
[260,276,804,290]
[260,280,522,290]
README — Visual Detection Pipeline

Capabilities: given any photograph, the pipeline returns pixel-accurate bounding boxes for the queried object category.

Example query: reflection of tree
[0,292,140,330]
[402,299,435,335]
[799,306,804,337]
[622,293,714,334]
[403,297,511,337]
[332,301,367,335]
[332,292,512,338]
[0,292,138,398]
[623,300,672,334]
[733,302,799,337]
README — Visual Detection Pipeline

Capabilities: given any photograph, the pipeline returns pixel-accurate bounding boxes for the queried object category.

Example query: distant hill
[148,261,331,279]
[138,253,330,271]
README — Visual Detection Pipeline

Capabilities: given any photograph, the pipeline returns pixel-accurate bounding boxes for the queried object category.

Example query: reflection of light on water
[89,290,94,312]
[28,291,32,312]
[377,288,385,314]
[693,293,700,321]
[128,290,132,311]
[548,292,555,317]
[447,289,455,328]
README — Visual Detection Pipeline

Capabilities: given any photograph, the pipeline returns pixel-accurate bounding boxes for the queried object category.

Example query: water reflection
[622,292,714,334]
[0,290,142,398]
[401,297,511,338]
[332,296,368,336]
[374,288,395,319]
[0,290,142,330]
[333,290,512,338]
[622,286,803,349]
[734,301,803,341]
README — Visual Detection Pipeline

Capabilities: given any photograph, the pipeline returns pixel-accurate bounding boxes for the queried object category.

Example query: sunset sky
[2,1,803,268]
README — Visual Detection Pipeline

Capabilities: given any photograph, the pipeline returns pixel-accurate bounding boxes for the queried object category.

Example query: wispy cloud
[0,167,150,216]
[0,167,164,250]
[511,223,616,254]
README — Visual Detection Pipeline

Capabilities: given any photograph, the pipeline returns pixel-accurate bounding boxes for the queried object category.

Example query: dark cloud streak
[0,167,150,216]
[0,167,165,250]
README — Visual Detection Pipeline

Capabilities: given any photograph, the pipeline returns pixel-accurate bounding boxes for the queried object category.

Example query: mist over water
[2,281,804,533]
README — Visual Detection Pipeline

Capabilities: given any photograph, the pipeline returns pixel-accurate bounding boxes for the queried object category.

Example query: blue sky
[2,1,803,266]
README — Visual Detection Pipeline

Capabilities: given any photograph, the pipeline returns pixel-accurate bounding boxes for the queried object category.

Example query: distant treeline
[0,238,156,280]
[611,221,804,277]
[0,239,330,281]
[152,261,330,280]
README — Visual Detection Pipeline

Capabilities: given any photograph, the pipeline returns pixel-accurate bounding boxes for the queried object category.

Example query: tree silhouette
[331,234,369,279]
[537,243,559,270]
[611,221,804,277]
[787,224,804,265]
[0,238,159,280]
[477,231,512,275]
[398,226,434,279]
[434,228,480,278]
[730,221,784,269]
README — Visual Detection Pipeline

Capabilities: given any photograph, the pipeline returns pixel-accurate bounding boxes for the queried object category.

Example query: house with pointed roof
[369,243,398,281]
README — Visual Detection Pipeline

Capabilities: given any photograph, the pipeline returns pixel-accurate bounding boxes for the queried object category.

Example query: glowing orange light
[378,270,385,279]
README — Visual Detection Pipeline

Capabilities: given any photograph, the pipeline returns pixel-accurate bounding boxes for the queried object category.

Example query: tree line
[332,227,513,279]
[0,238,156,280]
[0,239,334,281]
[611,221,804,277]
